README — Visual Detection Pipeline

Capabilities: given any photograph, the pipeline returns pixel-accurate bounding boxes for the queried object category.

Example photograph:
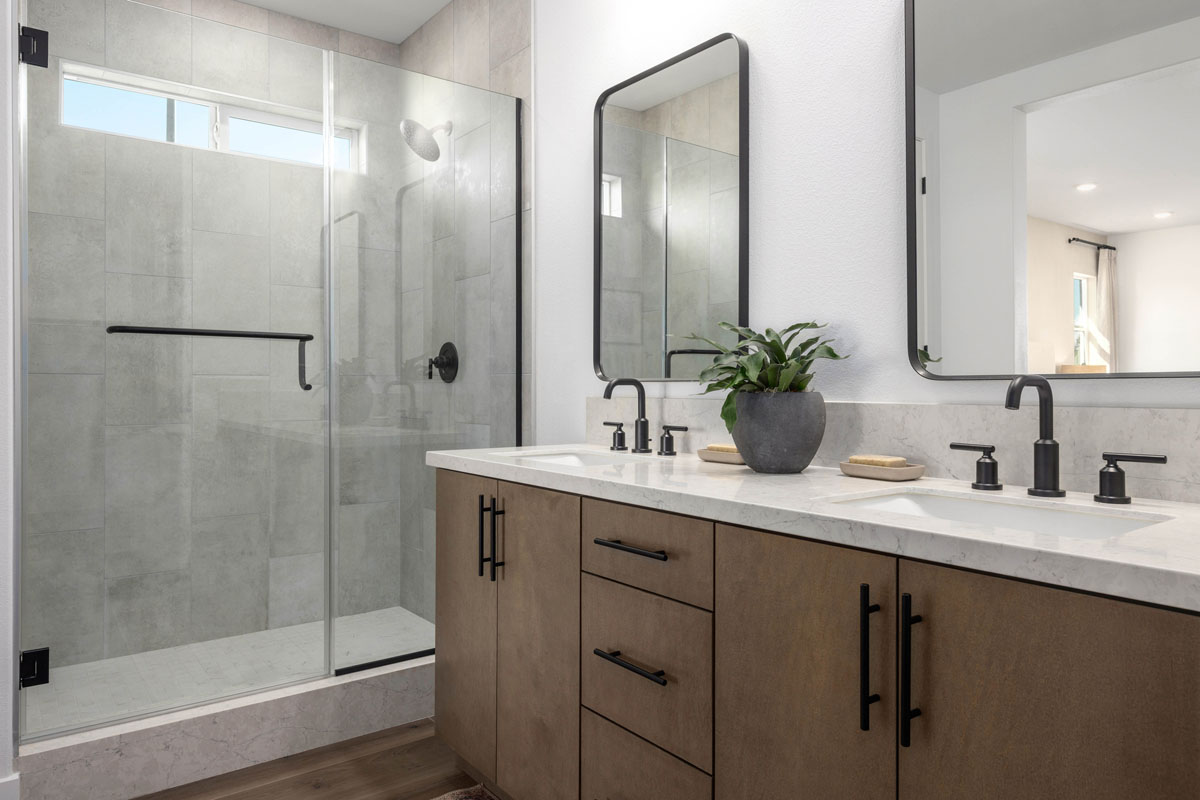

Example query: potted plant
[690,322,848,473]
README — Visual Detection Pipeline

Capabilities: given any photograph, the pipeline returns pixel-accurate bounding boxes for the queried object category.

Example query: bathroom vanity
[429,446,1200,800]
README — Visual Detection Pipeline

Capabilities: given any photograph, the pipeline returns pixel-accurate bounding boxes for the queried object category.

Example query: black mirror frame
[904,0,1189,382]
[593,32,750,382]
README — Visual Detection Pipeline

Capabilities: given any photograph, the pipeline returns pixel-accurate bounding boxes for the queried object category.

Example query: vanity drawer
[582,498,713,609]
[582,708,712,800]
[581,573,713,772]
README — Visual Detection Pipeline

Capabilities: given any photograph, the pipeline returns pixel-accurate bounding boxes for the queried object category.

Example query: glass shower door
[19,0,330,739]
[330,55,521,671]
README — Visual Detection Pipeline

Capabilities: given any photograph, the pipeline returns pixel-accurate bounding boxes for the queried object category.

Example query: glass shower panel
[19,0,329,740]
[331,55,520,671]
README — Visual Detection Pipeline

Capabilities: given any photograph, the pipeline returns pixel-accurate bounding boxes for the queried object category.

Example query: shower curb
[14,657,434,800]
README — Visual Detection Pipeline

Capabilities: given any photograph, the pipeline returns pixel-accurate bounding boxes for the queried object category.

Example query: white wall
[532,0,1200,446]
[1026,217,1101,373]
[1110,224,1200,373]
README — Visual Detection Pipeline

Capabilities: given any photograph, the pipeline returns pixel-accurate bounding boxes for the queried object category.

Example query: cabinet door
[496,482,581,800]
[715,525,897,799]
[434,470,499,781]
[899,560,1200,800]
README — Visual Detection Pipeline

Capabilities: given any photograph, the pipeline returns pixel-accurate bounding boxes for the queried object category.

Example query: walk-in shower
[16,0,521,741]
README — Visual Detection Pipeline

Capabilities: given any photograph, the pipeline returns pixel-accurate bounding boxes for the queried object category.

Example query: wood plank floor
[139,719,476,800]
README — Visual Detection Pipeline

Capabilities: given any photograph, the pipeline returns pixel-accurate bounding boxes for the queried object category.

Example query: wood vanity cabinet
[435,471,581,800]
[714,524,897,799]
[715,523,1200,800]
[898,559,1200,800]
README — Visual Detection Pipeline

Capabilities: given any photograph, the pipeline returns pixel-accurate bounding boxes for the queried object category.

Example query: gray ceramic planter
[731,391,827,474]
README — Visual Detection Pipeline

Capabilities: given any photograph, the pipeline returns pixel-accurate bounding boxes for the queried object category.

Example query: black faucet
[1004,375,1065,497]
[603,378,651,453]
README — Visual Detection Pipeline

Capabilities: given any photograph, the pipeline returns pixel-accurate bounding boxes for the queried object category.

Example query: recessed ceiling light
[1076,183,1098,192]
[1154,211,1174,219]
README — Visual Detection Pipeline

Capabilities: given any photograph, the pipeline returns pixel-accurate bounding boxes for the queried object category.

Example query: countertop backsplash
[585,396,1200,505]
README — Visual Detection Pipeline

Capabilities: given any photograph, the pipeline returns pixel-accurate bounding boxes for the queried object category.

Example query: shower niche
[17,0,521,741]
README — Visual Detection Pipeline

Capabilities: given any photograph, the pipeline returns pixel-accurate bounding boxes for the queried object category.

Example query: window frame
[60,65,361,172]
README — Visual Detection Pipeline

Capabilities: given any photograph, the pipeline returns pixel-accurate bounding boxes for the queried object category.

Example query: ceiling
[247,0,450,44]
[916,0,1200,93]
[1026,61,1200,235]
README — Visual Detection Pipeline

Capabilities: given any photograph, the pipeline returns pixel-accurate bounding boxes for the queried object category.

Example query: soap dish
[698,447,745,465]
[840,461,925,481]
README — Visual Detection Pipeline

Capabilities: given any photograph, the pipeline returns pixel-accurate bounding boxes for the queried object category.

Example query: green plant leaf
[777,361,801,391]
[720,389,740,433]
[763,328,787,362]
[808,342,848,361]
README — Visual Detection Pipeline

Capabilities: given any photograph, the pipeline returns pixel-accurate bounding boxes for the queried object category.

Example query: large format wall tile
[105,570,192,657]
[268,429,324,558]
[24,374,105,535]
[192,151,270,236]
[489,0,530,70]
[191,376,269,520]
[268,36,324,111]
[337,502,403,616]
[28,213,106,325]
[105,334,192,425]
[106,136,193,277]
[22,529,106,666]
[268,552,324,628]
[192,17,269,98]
[453,274,491,425]
[453,124,491,279]
[192,231,271,329]
[489,216,517,374]
[30,0,105,65]
[28,323,105,375]
[104,424,191,577]
[190,513,269,641]
[269,163,324,288]
[105,0,193,86]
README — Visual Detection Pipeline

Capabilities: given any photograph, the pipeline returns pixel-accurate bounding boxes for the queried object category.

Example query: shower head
[400,119,453,162]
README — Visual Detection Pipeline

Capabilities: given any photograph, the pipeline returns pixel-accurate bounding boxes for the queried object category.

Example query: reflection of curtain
[1096,249,1118,372]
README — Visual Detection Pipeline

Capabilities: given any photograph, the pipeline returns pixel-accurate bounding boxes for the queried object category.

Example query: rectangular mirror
[908,1,1200,379]
[595,34,748,381]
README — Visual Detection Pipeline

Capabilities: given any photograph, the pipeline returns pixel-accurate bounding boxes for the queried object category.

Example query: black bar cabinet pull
[859,583,881,731]
[592,538,668,562]
[900,592,923,747]
[477,495,490,577]
[107,325,315,391]
[592,649,667,686]
[489,501,505,582]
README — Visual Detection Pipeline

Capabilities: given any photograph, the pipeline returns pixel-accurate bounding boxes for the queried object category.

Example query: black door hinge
[19,647,49,689]
[921,176,927,195]
[18,26,49,68]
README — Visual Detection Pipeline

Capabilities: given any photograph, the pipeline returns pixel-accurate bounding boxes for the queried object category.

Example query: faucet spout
[603,378,651,453]
[1005,375,1065,497]
[1004,374,1054,440]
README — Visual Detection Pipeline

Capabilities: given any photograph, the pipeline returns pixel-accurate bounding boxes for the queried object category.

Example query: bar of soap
[848,454,907,468]
[707,443,739,453]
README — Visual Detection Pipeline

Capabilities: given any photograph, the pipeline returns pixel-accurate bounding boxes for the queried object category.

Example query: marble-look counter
[427,445,1200,613]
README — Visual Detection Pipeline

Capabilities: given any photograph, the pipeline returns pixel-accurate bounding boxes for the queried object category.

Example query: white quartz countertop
[427,445,1200,613]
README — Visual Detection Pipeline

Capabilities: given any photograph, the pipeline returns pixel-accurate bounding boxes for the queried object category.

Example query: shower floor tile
[23,605,434,739]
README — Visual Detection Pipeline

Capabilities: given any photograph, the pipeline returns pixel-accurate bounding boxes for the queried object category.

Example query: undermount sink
[833,490,1168,539]
[494,449,646,467]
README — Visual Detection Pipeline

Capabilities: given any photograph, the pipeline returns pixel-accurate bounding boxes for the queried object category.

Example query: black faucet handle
[950,442,1002,491]
[657,425,688,457]
[603,421,628,452]
[1096,453,1167,505]
[950,442,996,457]
[1102,452,1168,465]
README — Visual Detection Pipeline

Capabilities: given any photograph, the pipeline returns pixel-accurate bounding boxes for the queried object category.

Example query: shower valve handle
[427,342,459,383]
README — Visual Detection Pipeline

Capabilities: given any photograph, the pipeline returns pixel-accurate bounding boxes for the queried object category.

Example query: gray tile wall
[22,0,529,682]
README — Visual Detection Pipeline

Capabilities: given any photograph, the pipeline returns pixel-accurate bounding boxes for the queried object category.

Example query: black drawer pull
[900,592,923,747]
[489,502,505,582]
[859,583,881,731]
[593,538,668,561]
[592,649,667,686]
[477,495,489,577]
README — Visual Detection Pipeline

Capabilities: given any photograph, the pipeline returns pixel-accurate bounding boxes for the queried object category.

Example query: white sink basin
[834,490,1167,539]
[493,450,647,468]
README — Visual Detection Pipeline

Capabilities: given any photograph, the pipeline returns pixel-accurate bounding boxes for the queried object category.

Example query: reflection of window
[1073,274,1090,365]
[62,71,357,171]
[600,173,623,217]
